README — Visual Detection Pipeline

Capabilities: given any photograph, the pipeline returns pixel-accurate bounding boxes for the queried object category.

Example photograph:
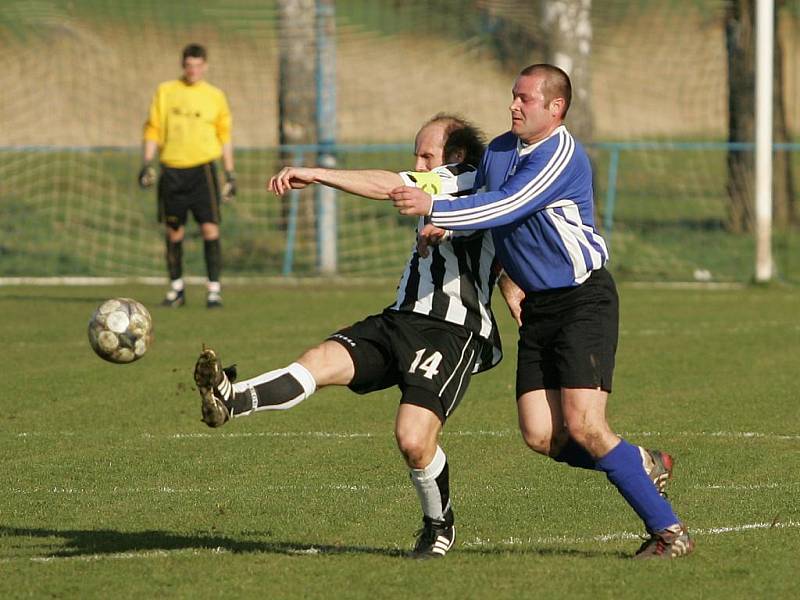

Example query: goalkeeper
[138,43,236,309]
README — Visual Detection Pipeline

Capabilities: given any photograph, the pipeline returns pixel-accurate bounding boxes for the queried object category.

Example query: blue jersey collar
[517,125,566,157]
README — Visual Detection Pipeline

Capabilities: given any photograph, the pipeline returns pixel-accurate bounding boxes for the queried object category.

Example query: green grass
[1,282,799,598]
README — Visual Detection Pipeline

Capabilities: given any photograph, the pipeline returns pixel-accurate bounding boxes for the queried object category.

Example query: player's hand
[138,164,156,189]
[498,271,525,327]
[390,186,432,217]
[268,167,317,196]
[417,223,452,258]
[222,170,237,203]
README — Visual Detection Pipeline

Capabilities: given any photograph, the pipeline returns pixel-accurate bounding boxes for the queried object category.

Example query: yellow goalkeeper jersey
[143,79,232,168]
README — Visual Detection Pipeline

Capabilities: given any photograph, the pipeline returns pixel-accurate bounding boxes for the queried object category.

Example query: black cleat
[162,289,185,307]
[206,291,223,309]
[193,347,236,427]
[409,516,456,559]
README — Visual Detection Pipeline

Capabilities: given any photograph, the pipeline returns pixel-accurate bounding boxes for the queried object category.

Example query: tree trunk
[541,0,593,144]
[277,0,317,250]
[278,0,317,149]
[772,2,796,229]
[541,0,598,225]
[726,0,794,233]
[726,0,756,234]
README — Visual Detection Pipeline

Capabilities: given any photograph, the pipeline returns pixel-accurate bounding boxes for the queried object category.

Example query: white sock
[170,278,185,292]
[410,446,449,522]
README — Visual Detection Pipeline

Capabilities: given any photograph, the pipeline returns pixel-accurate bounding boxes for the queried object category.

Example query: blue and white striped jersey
[428,126,609,292]
[392,163,501,373]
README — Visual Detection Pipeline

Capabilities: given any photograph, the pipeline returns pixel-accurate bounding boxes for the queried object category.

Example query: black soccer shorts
[158,162,221,229]
[328,310,482,422]
[516,267,619,396]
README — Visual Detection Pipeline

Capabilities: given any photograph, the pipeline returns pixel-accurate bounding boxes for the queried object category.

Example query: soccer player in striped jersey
[138,43,236,309]
[194,114,510,559]
[390,65,694,559]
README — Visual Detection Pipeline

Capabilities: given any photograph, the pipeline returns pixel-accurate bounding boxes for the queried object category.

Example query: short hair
[182,43,207,62]
[519,64,572,119]
[423,113,486,167]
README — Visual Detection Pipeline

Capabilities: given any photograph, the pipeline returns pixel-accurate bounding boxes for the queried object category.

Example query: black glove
[138,164,156,189]
[222,170,237,202]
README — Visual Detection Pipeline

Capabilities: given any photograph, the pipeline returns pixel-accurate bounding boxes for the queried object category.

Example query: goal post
[315,0,338,275]
[754,0,774,283]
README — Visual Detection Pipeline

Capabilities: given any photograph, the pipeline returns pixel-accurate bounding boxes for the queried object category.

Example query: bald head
[413,113,486,171]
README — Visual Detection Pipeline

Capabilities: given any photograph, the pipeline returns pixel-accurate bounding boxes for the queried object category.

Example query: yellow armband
[407,171,442,195]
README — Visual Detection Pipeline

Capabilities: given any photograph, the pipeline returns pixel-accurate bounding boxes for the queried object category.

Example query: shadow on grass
[0,525,403,559]
[0,526,627,560]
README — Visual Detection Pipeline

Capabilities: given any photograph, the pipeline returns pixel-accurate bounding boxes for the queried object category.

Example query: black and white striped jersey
[390,163,501,373]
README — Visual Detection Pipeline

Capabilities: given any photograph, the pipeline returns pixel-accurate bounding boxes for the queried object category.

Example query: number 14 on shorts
[409,349,443,379]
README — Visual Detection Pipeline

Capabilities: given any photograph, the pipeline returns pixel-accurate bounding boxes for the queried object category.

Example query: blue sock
[552,438,596,470]
[596,438,679,532]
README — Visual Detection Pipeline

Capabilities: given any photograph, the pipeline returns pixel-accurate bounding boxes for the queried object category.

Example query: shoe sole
[194,348,229,428]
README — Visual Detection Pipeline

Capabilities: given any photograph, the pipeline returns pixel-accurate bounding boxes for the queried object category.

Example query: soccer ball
[87,298,153,364]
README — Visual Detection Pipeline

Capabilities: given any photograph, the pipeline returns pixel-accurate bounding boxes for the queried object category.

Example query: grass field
[1,281,799,599]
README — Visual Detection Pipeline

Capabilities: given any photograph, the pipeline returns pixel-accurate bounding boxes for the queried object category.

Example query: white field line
[10,483,395,495]
[461,520,800,547]
[0,278,738,289]
[160,431,375,440]
[621,322,800,336]
[2,520,797,565]
[626,281,746,290]
[0,276,394,287]
[10,481,799,496]
[11,430,800,441]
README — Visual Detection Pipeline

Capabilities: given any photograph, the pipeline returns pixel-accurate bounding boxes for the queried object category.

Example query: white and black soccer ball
[87,298,154,364]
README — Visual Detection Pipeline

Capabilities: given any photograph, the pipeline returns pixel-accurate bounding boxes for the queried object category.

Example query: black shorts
[516,267,619,396]
[328,310,482,422]
[158,162,221,229]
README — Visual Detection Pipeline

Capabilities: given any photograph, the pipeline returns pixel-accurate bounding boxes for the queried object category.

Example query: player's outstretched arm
[268,167,403,200]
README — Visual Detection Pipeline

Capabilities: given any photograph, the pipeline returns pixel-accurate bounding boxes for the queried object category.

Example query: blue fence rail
[2,141,798,277]
[592,141,800,246]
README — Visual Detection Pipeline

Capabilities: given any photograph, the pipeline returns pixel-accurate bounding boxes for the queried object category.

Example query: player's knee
[564,418,601,449]
[519,426,552,456]
[297,344,324,366]
[395,431,433,468]
[167,227,184,242]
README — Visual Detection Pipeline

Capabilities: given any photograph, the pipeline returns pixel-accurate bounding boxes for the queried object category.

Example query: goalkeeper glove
[138,163,156,189]
[222,170,237,202]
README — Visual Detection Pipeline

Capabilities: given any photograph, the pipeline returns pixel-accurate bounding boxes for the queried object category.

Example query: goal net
[1,0,798,283]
